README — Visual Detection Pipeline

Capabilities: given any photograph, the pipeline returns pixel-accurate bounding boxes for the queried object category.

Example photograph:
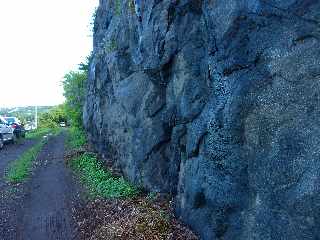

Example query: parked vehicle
[4,117,26,138]
[0,116,16,149]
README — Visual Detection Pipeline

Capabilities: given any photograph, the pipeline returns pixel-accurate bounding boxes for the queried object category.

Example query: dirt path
[0,133,80,240]
[0,139,37,239]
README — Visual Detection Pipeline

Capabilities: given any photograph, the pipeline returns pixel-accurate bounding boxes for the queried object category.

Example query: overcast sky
[0,0,98,108]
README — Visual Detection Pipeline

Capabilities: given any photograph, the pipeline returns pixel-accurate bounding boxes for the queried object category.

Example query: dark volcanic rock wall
[84,1,320,239]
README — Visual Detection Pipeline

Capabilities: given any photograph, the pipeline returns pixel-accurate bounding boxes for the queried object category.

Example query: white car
[59,122,66,127]
[0,116,16,149]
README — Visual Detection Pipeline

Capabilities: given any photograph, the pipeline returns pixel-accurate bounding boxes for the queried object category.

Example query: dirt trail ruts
[19,133,79,240]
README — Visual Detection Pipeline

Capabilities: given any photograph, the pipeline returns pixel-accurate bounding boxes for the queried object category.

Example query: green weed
[114,0,121,16]
[6,140,46,183]
[69,153,139,199]
[146,191,158,202]
[26,127,60,139]
[128,0,135,14]
[66,127,87,150]
[104,39,117,53]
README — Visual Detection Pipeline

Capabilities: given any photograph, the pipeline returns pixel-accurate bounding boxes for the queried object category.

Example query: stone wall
[84,1,320,239]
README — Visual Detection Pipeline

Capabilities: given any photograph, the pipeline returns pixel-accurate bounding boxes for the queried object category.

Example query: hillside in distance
[0,106,54,122]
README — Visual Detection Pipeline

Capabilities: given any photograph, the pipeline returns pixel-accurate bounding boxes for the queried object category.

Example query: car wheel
[14,131,20,139]
[0,136,4,149]
[11,134,17,144]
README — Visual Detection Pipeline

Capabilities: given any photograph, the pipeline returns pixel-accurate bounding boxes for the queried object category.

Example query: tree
[62,55,91,127]
[38,104,67,128]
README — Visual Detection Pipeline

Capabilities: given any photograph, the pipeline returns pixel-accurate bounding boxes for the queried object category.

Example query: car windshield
[4,117,16,124]
[0,117,8,124]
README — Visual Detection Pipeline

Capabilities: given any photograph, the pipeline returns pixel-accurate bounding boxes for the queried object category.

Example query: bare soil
[73,197,199,240]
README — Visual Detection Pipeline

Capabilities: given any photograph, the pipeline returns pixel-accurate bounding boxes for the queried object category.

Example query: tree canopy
[62,55,90,127]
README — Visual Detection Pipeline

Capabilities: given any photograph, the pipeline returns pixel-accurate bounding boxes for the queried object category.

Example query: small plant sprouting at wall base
[128,0,135,14]
[104,39,117,53]
[69,153,140,199]
[146,191,158,202]
[114,0,121,16]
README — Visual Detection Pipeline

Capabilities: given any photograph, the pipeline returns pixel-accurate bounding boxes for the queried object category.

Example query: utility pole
[35,105,38,129]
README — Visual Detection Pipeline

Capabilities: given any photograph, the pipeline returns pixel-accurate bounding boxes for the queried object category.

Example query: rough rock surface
[83,1,320,239]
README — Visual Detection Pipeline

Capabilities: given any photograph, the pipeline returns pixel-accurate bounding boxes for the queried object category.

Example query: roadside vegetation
[66,127,197,239]
[38,104,67,128]
[62,56,198,239]
[63,55,139,199]
[63,57,89,128]
[68,152,139,199]
[26,127,60,139]
[65,121,139,199]
[25,104,66,139]
[65,126,86,150]
[5,103,67,183]
[5,140,46,183]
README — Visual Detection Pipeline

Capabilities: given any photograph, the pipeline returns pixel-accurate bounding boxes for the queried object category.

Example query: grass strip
[26,127,61,139]
[69,153,139,199]
[6,140,46,183]
[66,127,87,150]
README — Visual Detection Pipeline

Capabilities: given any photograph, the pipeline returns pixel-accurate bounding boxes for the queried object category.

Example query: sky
[0,0,98,108]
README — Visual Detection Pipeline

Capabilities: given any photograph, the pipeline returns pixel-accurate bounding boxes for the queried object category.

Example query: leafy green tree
[50,104,68,124]
[62,55,91,127]
[38,104,67,128]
